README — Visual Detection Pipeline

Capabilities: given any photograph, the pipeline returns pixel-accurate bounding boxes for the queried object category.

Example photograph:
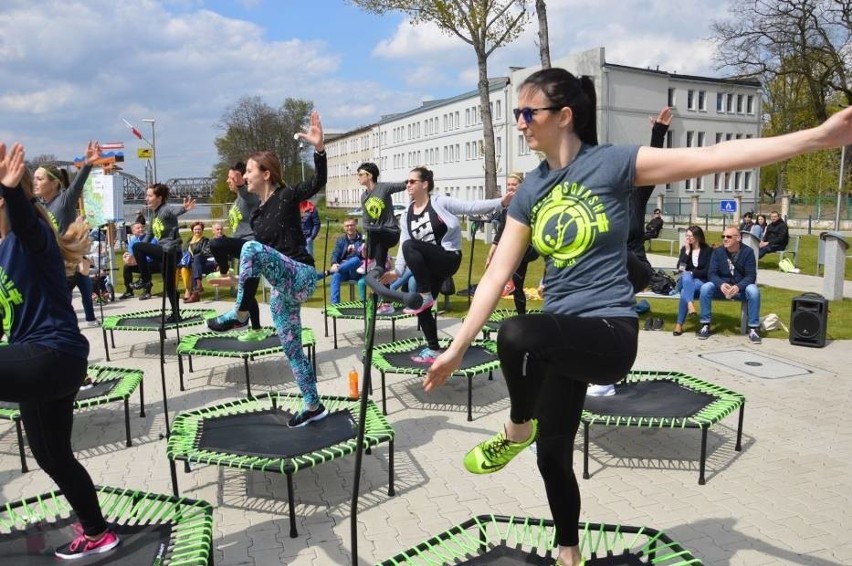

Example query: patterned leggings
[235,241,319,407]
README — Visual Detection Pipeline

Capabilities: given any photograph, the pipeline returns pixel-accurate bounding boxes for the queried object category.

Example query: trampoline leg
[388,438,395,496]
[188,354,194,373]
[178,355,186,392]
[109,329,116,350]
[101,328,111,362]
[244,358,252,398]
[735,403,745,452]
[287,473,298,538]
[15,420,28,473]
[699,428,708,485]
[467,374,473,422]
[333,318,338,349]
[138,377,146,418]
[583,422,590,480]
[381,371,387,415]
[488,369,493,381]
[124,398,132,447]
[391,320,396,340]
[169,459,180,497]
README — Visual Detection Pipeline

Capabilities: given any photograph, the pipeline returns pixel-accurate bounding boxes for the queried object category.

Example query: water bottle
[348,368,359,400]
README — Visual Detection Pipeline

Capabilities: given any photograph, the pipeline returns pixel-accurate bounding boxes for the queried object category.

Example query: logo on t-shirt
[228,203,243,231]
[364,195,385,221]
[152,217,165,240]
[529,181,609,268]
[0,268,24,335]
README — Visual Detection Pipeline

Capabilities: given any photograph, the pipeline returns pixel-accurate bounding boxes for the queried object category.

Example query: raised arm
[635,106,852,187]
[0,143,48,253]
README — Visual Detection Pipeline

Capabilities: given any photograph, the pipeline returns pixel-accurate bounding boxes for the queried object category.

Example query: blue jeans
[698,281,761,328]
[676,272,704,325]
[390,269,416,293]
[330,256,362,304]
[73,272,96,322]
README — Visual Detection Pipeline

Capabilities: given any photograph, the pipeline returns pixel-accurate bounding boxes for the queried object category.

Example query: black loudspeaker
[790,293,828,348]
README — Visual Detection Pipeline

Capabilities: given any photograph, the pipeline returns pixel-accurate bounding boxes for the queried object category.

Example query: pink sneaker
[55,529,120,560]
[403,296,434,315]
[411,347,442,364]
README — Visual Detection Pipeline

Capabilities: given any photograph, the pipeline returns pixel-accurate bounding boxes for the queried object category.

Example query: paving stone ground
[1,262,849,565]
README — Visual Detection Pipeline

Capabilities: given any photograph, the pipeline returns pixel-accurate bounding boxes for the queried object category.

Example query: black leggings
[402,239,461,350]
[366,229,400,273]
[0,344,107,537]
[496,314,638,547]
[133,242,179,315]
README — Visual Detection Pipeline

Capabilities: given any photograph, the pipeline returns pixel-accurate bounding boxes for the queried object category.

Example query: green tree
[349,0,529,198]
[212,96,314,197]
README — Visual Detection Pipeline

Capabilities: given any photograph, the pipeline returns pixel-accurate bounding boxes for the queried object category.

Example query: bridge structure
[55,162,216,200]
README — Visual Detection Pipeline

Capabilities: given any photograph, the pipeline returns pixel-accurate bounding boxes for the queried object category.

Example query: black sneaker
[652,317,664,331]
[288,404,329,427]
[139,290,152,300]
[206,310,249,332]
[130,280,148,290]
[643,318,653,331]
[748,328,762,344]
[165,312,182,324]
[696,324,711,340]
[118,290,134,300]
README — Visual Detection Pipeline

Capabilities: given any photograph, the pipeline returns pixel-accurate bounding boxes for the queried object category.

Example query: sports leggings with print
[496,313,638,547]
[235,241,319,407]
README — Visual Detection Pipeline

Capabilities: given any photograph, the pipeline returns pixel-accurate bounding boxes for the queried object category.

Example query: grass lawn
[122,219,852,341]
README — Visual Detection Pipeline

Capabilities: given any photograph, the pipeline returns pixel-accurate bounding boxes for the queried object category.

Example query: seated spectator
[642,208,664,241]
[177,221,211,303]
[672,226,712,336]
[697,227,762,343]
[118,222,157,299]
[751,214,767,240]
[328,219,365,304]
[738,212,755,233]
[758,211,789,258]
[300,200,320,258]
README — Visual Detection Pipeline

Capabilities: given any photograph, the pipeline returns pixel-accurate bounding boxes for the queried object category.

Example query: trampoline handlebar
[364,272,423,310]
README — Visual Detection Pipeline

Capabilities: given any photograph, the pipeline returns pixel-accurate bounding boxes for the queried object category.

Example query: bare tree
[535,0,550,68]
[713,0,852,122]
[349,0,530,198]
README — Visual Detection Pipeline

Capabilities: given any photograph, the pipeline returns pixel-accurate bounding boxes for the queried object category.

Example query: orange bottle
[348,368,359,400]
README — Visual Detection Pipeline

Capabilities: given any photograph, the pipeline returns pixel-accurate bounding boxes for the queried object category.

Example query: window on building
[495,136,502,157]
[727,93,734,113]
[687,89,695,110]
[744,171,753,191]
[666,130,673,148]
[698,90,706,111]
[715,132,723,145]
[747,95,755,114]
[517,134,529,155]
[686,131,694,147]
[454,111,460,129]
[714,173,722,191]
[736,94,744,113]
[668,88,676,107]
[696,176,703,191]
[495,100,502,119]
[724,172,732,191]
[697,132,705,147]
[716,92,725,112]
[685,178,693,191]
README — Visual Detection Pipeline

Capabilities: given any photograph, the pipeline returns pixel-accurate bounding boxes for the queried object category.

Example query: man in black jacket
[758,211,789,258]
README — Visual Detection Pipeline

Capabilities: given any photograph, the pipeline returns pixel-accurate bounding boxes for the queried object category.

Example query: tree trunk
[476,47,499,200]
[536,0,551,68]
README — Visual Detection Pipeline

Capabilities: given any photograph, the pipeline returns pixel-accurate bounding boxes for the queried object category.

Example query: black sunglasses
[512,106,562,123]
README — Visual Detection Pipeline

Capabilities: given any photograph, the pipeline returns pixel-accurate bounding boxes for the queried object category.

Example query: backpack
[778,257,796,273]
[648,270,676,295]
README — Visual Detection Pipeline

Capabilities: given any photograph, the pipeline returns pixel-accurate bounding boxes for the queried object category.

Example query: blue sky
[0,0,732,182]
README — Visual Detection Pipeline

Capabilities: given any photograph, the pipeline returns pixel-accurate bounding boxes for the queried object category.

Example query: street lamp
[298,141,305,182]
[142,118,157,183]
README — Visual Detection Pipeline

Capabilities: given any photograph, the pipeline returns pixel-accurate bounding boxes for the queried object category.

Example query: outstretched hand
[296,111,324,152]
[84,140,102,165]
[423,347,465,392]
[183,196,197,210]
[651,106,672,127]
[0,142,26,188]
[818,106,852,149]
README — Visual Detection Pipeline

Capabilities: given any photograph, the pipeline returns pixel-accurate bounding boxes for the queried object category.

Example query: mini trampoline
[0,364,145,473]
[100,308,217,362]
[371,338,499,421]
[0,485,214,565]
[324,300,418,349]
[379,514,703,565]
[476,308,542,340]
[166,392,394,538]
[176,327,317,397]
[582,370,745,485]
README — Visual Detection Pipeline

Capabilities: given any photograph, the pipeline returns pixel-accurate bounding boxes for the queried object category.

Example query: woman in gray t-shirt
[424,67,852,566]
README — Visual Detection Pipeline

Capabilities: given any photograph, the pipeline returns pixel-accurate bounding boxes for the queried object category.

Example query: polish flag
[122,119,144,141]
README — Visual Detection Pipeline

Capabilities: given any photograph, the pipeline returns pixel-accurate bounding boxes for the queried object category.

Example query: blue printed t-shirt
[508,143,639,319]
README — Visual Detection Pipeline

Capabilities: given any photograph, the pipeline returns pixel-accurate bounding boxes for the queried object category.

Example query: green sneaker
[238,328,270,342]
[463,419,538,474]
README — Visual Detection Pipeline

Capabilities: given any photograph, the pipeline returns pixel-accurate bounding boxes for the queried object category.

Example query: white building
[326,47,762,216]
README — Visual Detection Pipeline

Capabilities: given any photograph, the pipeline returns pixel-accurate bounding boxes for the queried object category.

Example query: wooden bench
[644,227,683,255]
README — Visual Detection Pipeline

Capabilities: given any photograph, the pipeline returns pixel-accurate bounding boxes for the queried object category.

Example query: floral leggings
[235,241,319,407]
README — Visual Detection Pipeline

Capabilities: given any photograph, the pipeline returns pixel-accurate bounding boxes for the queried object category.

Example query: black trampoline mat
[464,545,553,564]
[114,313,206,328]
[198,408,357,459]
[0,379,120,410]
[191,334,282,352]
[382,344,496,372]
[76,379,119,402]
[0,517,171,565]
[584,380,716,419]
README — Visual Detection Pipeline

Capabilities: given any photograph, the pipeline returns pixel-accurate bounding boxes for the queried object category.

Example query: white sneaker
[587,384,616,397]
[85,319,101,328]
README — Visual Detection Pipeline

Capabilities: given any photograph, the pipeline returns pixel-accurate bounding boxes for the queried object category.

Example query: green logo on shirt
[228,203,242,231]
[0,268,24,335]
[152,217,165,240]
[529,181,609,268]
[364,195,385,221]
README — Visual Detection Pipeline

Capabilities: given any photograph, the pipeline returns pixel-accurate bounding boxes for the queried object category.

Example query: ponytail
[576,76,598,146]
